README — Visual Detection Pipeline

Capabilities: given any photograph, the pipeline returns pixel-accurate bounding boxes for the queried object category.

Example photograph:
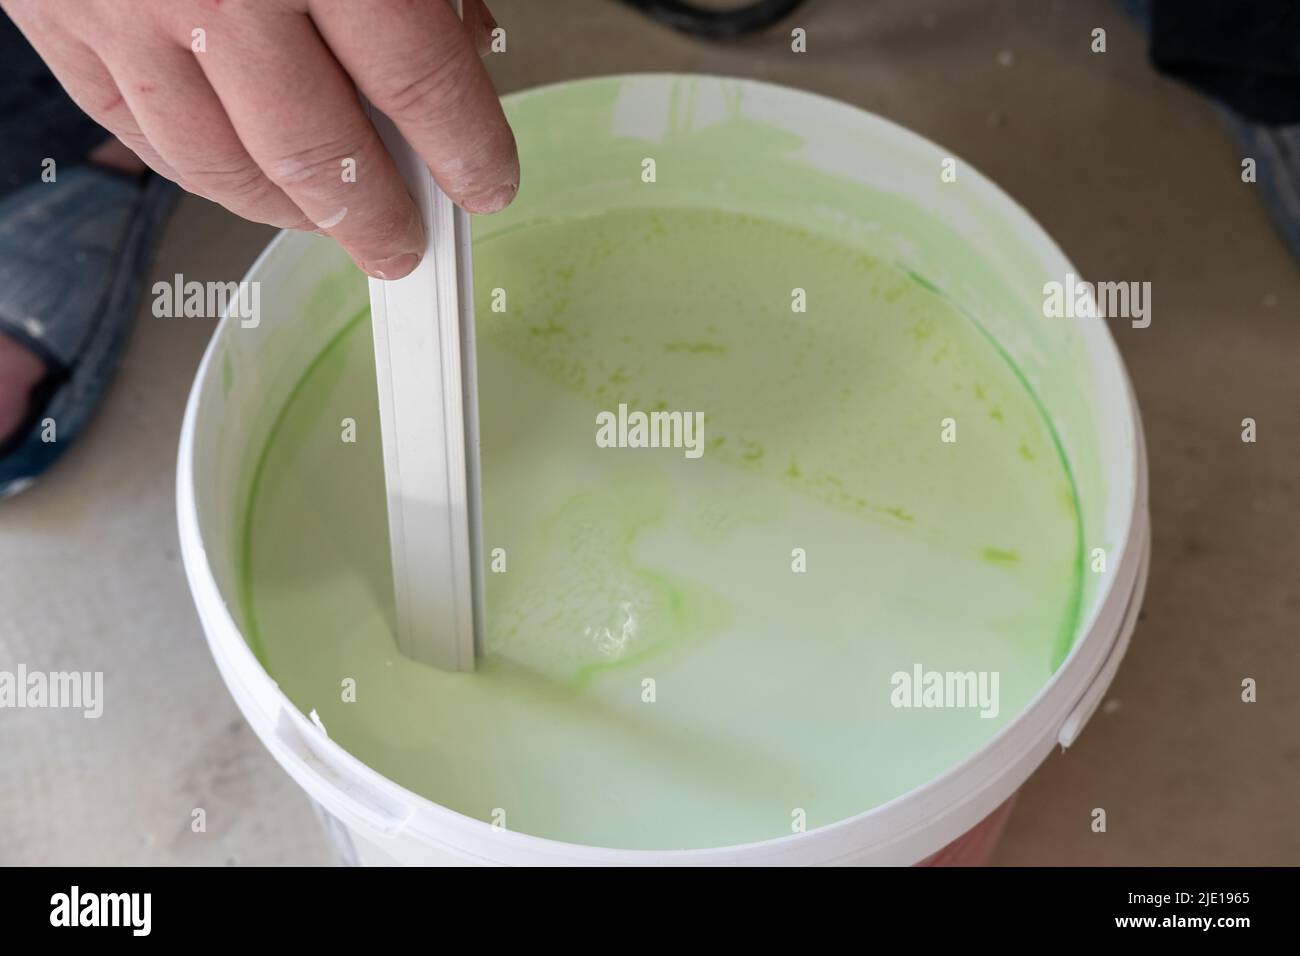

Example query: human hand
[2,0,518,279]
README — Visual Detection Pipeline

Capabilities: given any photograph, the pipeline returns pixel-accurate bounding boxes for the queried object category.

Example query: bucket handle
[274,707,416,838]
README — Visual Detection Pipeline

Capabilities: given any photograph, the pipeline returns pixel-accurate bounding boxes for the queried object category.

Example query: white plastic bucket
[178,74,1149,865]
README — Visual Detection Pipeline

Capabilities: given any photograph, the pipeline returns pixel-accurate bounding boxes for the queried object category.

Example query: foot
[0,137,147,449]
[0,330,46,445]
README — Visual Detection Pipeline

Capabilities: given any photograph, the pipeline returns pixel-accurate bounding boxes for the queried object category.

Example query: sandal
[0,165,179,498]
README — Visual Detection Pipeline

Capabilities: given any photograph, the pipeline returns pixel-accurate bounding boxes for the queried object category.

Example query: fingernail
[462,182,518,215]
[363,252,421,280]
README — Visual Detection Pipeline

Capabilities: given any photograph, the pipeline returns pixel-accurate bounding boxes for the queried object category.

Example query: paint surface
[241,206,1082,850]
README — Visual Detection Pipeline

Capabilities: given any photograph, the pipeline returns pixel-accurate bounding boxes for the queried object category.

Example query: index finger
[187,10,426,279]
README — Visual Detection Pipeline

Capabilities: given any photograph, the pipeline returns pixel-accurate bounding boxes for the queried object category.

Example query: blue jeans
[0,13,108,201]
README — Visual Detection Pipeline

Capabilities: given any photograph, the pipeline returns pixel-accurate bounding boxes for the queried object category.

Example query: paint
[239,204,1082,850]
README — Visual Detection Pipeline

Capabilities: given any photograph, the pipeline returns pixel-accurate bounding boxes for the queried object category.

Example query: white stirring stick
[362,58,484,671]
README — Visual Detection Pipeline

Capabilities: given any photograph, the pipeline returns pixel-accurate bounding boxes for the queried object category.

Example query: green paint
[238,205,1084,850]
[664,341,727,355]
[904,268,942,296]
[981,547,1021,566]
[236,306,370,666]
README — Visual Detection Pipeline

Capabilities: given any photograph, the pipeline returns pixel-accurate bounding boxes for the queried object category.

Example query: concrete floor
[1,0,1296,865]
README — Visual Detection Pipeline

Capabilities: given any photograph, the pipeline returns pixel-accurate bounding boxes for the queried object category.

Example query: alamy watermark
[50,886,150,936]
[595,403,704,459]
[0,665,102,718]
[890,663,1000,719]
[152,273,261,328]
[1043,273,1151,328]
